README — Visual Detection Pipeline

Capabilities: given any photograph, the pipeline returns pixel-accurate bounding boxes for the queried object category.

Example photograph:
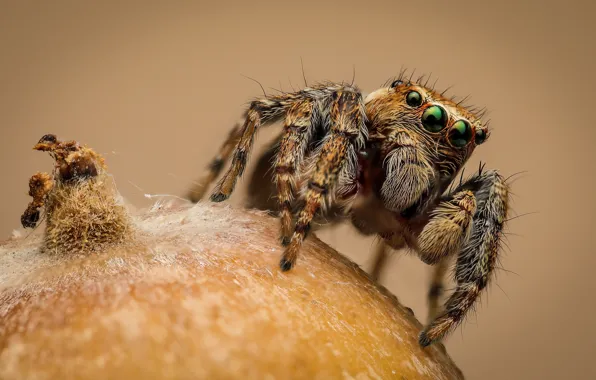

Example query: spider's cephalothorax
[188,75,510,347]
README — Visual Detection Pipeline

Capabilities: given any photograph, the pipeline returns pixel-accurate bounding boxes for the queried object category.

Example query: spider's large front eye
[448,120,473,147]
[406,91,423,107]
[475,128,487,144]
[421,105,447,132]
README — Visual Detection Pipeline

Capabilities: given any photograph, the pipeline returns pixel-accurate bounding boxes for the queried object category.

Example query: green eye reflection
[421,105,447,132]
[448,120,473,147]
[475,128,487,144]
[406,91,423,107]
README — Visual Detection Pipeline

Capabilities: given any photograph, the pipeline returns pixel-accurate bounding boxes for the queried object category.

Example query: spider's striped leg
[188,122,242,203]
[427,258,450,322]
[274,99,315,246]
[419,170,510,347]
[211,95,296,202]
[280,88,366,271]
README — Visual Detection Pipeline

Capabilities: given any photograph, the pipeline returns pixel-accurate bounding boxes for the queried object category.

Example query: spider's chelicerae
[189,73,511,347]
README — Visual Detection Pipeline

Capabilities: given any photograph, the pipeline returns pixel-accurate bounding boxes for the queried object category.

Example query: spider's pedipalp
[416,190,476,265]
[280,88,367,271]
[379,131,436,213]
[419,170,510,347]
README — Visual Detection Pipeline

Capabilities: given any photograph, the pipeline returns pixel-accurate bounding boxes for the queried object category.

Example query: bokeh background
[1,1,594,378]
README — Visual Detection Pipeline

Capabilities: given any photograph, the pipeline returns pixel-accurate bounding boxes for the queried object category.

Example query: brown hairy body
[188,73,512,347]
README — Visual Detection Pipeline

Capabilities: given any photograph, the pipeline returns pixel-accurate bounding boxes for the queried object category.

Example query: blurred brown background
[1,0,594,378]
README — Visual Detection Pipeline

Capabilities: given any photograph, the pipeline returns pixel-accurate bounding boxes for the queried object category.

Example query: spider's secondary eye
[421,105,447,133]
[475,129,487,144]
[406,91,423,107]
[390,79,403,88]
[448,120,473,147]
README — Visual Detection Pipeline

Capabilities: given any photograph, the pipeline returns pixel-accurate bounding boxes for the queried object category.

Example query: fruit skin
[0,202,464,380]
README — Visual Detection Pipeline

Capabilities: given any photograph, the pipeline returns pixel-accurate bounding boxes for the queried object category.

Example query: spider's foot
[210,192,229,202]
[280,240,300,271]
[279,256,295,272]
[418,331,433,348]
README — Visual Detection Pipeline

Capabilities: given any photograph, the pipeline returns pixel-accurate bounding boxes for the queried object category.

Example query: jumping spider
[189,74,511,347]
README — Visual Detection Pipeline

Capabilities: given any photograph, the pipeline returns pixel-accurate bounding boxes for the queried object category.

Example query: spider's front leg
[417,169,510,347]
[280,89,367,271]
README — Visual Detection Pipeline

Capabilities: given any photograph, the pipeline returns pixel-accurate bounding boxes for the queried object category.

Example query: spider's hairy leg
[419,170,510,347]
[21,172,54,228]
[188,122,242,203]
[211,96,292,202]
[280,89,366,271]
[380,131,435,212]
[274,99,315,245]
[427,258,450,322]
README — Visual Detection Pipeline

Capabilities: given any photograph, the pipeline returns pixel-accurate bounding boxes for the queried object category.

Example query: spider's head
[365,79,489,157]
[363,78,490,212]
